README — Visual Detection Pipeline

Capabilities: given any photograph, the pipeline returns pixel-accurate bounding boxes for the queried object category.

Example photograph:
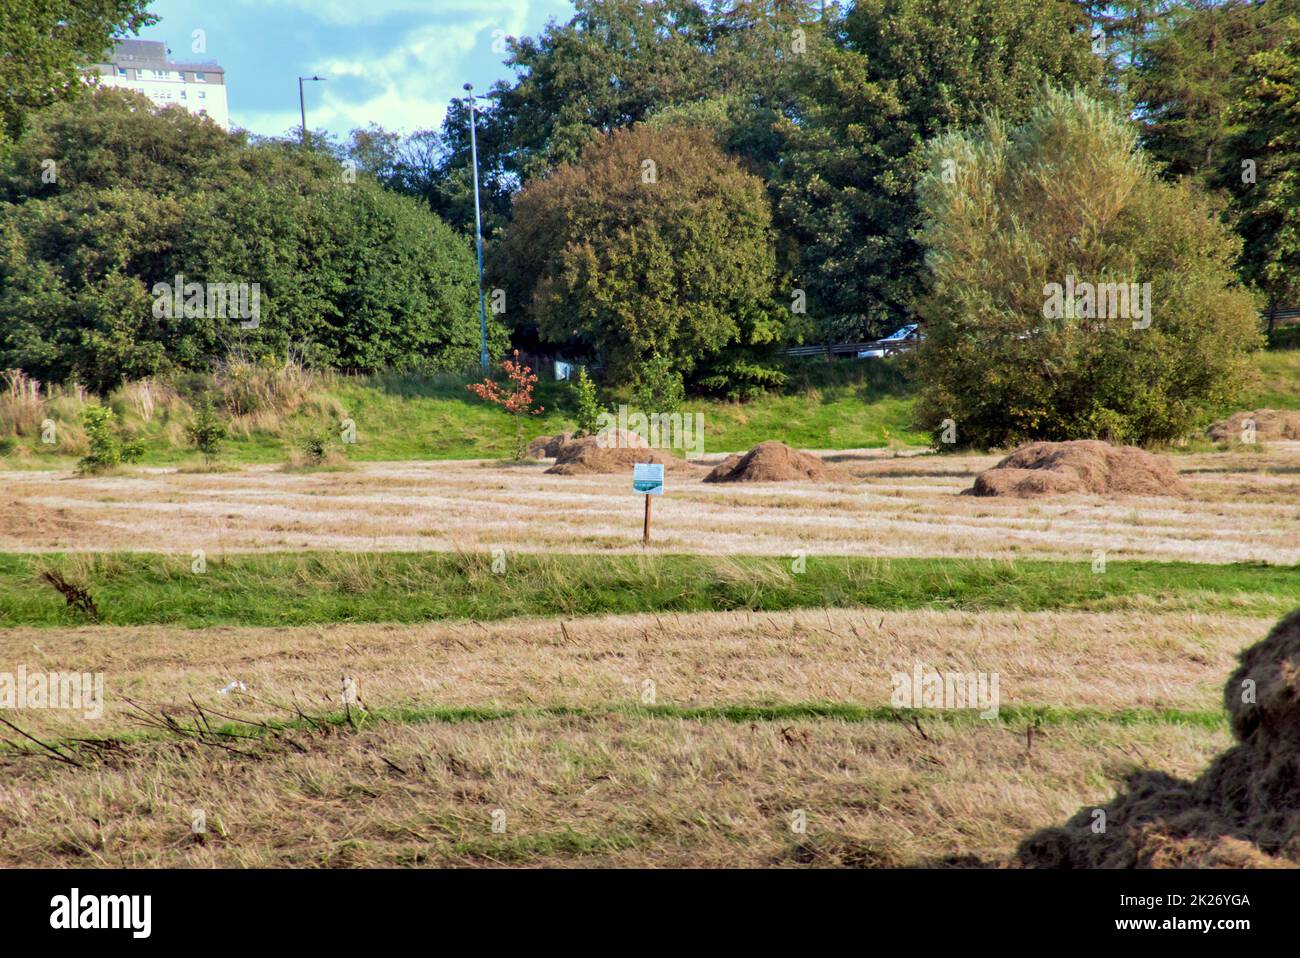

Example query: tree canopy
[0,90,496,390]
[0,0,155,141]
[492,123,782,396]
[914,88,1261,448]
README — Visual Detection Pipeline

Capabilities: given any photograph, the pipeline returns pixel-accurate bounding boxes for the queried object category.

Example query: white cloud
[232,0,549,28]
[222,0,573,136]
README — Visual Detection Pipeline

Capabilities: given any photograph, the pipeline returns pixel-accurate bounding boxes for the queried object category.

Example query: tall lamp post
[298,75,326,146]
[464,83,490,371]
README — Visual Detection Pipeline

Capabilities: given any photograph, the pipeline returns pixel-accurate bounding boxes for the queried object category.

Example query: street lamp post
[298,75,326,146]
[464,83,490,371]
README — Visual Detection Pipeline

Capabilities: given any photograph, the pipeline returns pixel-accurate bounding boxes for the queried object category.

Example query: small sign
[632,462,664,495]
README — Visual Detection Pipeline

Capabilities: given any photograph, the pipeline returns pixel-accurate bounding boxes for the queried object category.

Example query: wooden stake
[643,494,651,545]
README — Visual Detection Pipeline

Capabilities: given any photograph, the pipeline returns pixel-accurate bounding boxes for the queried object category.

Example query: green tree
[78,403,143,473]
[0,0,154,140]
[1132,0,1295,185]
[492,123,781,393]
[1218,17,1300,335]
[0,90,495,389]
[571,366,603,436]
[775,0,1103,342]
[1075,0,1178,94]
[914,88,1261,448]
[414,0,829,237]
[186,396,227,464]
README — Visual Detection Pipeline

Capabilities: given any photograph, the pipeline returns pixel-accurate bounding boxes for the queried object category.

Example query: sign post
[632,463,664,545]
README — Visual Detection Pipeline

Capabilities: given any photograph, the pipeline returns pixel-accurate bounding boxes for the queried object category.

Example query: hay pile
[545,432,685,476]
[0,497,90,545]
[525,432,573,458]
[704,441,839,483]
[1018,608,1300,868]
[1207,409,1300,444]
[967,440,1186,498]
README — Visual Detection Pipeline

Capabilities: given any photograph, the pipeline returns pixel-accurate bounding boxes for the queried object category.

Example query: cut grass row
[0,551,1295,627]
[0,701,1230,759]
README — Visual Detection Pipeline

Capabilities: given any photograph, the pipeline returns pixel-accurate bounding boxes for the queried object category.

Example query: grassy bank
[4,350,1296,470]
[1,552,1295,627]
[0,357,925,469]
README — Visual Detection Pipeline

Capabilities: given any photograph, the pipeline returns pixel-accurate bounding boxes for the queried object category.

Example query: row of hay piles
[531,433,1196,498]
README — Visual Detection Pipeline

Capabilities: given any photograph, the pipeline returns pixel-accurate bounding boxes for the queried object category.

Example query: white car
[858,324,921,358]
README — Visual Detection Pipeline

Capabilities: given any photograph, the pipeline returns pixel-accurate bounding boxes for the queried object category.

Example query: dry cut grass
[0,607,1269,867]
[0,714,1228,868]
[2,443,1298,563]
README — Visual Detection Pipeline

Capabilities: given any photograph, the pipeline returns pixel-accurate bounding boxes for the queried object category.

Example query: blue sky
[133,0,577,138]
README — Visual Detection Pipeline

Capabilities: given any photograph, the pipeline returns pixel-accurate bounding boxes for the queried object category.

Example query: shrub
[571,367,603,437]
[0,90,494,390]
[78,404,143,473]
[466,350,544,460]
[630,354,685,414]
[299,430,330,466]
[186,396,227,464]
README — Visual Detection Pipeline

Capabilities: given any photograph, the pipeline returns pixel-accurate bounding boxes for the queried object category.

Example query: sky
[132,0,577,139]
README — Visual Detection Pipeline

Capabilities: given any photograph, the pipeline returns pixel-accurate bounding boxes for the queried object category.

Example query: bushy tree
[78,404,143,473]
[0,90,496,389]
[914,88,1262,448]
[186,396,227,464]
[571,366,603,436]
[492,123,781,393]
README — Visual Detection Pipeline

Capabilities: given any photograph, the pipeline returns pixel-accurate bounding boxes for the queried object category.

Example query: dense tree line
[350,1,1291,379]
[1,0,1294,444]
[0,91,496,390]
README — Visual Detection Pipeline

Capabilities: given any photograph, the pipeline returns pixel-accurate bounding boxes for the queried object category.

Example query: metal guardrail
[785,339,918,358]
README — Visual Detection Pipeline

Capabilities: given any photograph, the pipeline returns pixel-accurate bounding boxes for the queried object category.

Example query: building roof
[95,39,224,74]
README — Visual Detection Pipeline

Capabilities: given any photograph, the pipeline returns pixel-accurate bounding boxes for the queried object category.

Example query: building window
[198,91,206,99]
[195,72,205,81]
[117,67,127,77]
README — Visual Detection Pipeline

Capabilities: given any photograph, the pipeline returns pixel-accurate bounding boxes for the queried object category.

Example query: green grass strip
[0,552,1295,628]
[0,701,1229,758]
[362,702,1228,731]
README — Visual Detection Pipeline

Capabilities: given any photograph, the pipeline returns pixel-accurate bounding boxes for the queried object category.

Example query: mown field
[0,603,1275,867]
[1,433,1297,867]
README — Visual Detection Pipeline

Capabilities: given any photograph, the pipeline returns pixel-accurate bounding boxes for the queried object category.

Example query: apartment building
[88,39,229,129]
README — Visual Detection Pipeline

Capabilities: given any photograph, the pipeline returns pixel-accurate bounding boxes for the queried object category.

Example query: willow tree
[914,88,1261,449]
